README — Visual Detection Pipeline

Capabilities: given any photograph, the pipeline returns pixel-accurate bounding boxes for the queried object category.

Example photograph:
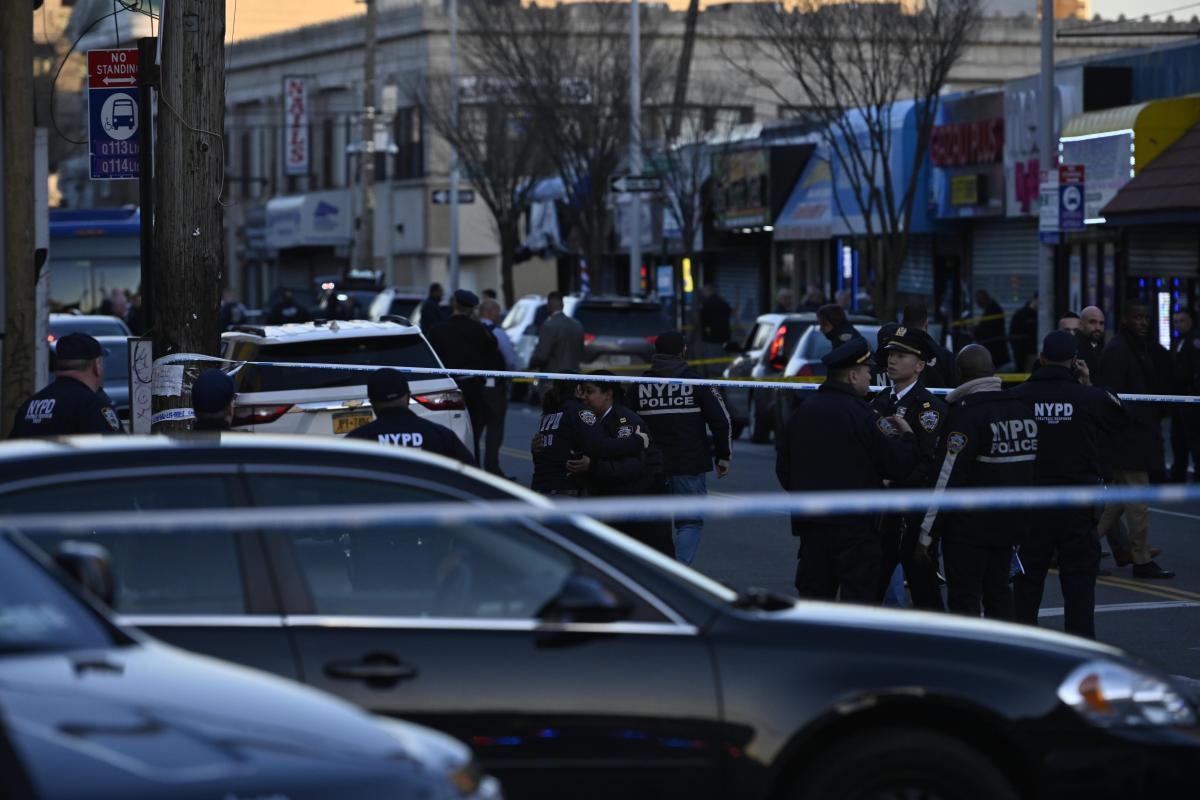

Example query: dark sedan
[0,531,499,799]
[2,436,1198,800]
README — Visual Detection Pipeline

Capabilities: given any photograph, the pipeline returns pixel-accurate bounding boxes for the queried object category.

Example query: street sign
[609,174,662,194]
[431,189,475,205]
[1058,164,1085,231]
[87,48,140,181]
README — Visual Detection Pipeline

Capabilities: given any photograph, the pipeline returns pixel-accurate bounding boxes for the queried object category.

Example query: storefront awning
[1101,122,1200,224]
[773,154,832,241]
[266,189,354,250]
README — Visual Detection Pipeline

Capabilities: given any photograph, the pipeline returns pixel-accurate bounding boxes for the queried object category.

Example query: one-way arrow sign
[431,188,475,204]
[609,174,662,194]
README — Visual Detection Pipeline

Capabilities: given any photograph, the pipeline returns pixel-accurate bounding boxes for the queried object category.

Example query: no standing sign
[88,48,140,180]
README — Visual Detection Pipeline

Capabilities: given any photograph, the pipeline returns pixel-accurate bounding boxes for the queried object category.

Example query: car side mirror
[54,541,117,608]
[538,574,630,624]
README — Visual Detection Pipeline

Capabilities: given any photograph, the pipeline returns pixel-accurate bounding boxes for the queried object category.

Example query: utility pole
[152,0,226,428]
[628,0,642,296]
[137,35,158,333]
[1037,0,1056,342]
[2,6,36,435]
[358,0,378,271]
[448,0,461,293]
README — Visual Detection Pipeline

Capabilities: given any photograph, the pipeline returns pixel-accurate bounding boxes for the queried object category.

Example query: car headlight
[448,764,503,799]
[1057,661,1197,728]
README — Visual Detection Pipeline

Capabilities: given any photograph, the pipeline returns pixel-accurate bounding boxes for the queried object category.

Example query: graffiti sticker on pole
[87,48,140,180]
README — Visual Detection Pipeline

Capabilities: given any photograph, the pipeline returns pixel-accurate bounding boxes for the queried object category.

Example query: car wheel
[793,727,1018,800]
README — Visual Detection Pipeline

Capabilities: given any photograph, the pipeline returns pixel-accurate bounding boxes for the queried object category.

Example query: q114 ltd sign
[87,48,140,180]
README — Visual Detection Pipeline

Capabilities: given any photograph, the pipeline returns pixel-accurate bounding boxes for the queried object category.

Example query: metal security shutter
[897,235,934,296]
[713,253,763,328]
[972,218,1039,311]
[1126,229,1200,277]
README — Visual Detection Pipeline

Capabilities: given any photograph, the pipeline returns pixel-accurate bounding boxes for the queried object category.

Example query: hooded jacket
[634,354,732,476]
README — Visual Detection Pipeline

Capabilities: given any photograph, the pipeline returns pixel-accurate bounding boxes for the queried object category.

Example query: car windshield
[574,304,672,337]
[0,539,113,655]
[50,316,129,337]
[234,335,442,392]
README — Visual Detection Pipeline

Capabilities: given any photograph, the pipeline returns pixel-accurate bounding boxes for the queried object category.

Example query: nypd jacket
[346,406,473,464]
[9,376,123,438]
[531,396,645,493]
[585,404,663,496]
[918,377,1038,548]
[1008,365,1129,485]
[634,355,732,476]
[776,380,918,529]
[870,381,947,490]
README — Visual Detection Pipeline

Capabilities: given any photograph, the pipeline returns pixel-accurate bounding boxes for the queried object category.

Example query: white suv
[220,320,473,447]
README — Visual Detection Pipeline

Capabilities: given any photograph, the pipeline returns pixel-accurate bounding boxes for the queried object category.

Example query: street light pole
[1037,0,1055,342]
[358,0,378,270]
[629,0,642,296]
[448,0,461,293]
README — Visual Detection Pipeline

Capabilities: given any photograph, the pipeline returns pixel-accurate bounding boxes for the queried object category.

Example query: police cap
[1042,330,1078,362]
[192,369,236,413]
[821,337,873,370]
[453,289,479,309]
[368,368,410,405]
[882,326,929,360]
[55,332,104,361]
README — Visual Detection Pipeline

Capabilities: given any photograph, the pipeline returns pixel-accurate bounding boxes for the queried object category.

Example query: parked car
[220,320,472,446]
[502,294,672,371]
[772,324,884,433]
[48,312,131,339]
[368,287,426,322]
[314,269,384,320]
[4,435,1198,800]
[723,313,876,443]
[0,528,500,800]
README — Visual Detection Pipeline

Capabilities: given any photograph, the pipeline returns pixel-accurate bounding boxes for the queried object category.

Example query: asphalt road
[496,400,1200,681]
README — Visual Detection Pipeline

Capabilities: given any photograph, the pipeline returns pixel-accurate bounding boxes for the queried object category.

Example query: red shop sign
[930,118,1005,167]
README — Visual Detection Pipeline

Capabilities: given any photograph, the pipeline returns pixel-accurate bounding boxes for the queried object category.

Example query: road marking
[1149,507,1200,521]
[1098,574,1200,602]
[1039,600,1200,618]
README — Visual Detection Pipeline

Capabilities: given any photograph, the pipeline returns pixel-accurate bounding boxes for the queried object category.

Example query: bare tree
[739,0,981,320]
[418,74,548,305]
[460,1,669,292]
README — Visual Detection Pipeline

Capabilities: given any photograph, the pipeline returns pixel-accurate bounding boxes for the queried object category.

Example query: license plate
[333,410,374,435]
[608,354,633,365]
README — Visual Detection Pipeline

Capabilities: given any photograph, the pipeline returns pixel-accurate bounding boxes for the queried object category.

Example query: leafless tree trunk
[737,0,980,321]
[461,2,669,292]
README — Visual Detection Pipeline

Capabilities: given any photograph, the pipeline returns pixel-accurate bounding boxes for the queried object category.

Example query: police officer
[916,344,1038,621]
[425,289,501,461]
[531,377,648,497]
[347,368,473,464]
[816,303,865,347]
[1008,331,1129,638]
[871,327,947,609]
[9,333,123,438]
[191,369,236,431]
[776,339,918,603]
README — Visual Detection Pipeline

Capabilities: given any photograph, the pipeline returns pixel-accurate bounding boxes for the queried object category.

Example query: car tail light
[584,333,597,345]
[47,334,57,344]
[795,363,814,377]
[231,403,293,427]
[413,390,465,410]
[767,325,788,366]
[644,335,658,345]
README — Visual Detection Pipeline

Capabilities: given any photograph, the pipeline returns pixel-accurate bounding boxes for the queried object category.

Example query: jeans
[667,473,707,565]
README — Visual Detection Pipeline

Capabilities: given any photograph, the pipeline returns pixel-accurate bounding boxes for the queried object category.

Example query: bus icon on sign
[112,98,135,130]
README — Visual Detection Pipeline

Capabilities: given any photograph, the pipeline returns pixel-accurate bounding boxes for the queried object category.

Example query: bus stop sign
[87,48,140,180]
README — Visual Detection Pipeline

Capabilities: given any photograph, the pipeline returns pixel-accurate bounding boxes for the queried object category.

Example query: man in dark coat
[1096,303,1175,579]
[418,283,446,331]
[972,290,1009,370]
[816,303,864,348]
[1170,308,1200,482]
[425,289,501,461]
[697,284,733,377]
[1009,294,1039,372]
[776,338,918,603]
[901,303,957,388]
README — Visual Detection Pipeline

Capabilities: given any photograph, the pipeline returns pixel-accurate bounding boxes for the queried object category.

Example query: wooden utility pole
[152,0,226,428]
[2,7,36,436]
[357,0,378,270]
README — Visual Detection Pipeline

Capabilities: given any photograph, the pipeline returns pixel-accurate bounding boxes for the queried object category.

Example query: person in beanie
[426,289,501,461]
[632,330,732,564]
[9,333,123,437]
[346,369,473,464]
[190,370,236,431]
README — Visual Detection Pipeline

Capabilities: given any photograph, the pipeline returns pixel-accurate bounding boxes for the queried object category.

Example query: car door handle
[324,653,418,687]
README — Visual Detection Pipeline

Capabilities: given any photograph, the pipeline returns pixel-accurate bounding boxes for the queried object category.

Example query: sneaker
[1131,561,1176,579]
